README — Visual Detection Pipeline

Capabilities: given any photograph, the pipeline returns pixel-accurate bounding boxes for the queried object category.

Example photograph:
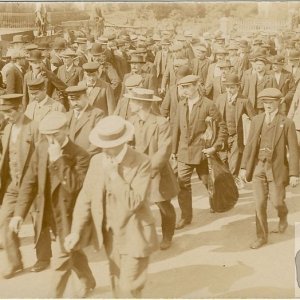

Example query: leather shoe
[250,238,267,249]
[2,263,23,279]
[279,219,288,233]
[77,279,96,298]
[175,219,191,230]
[160,239,172,250]
[30,260,50,272]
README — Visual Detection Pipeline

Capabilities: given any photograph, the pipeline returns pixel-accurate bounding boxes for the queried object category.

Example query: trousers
[252,161,288,240]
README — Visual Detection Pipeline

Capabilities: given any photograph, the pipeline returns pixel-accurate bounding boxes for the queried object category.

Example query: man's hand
[64,233,80,253]
[290,176,299,188]
[9,216,23,233]
[239,169,247,183]
[202,147,216,157]
[47,138,62,162]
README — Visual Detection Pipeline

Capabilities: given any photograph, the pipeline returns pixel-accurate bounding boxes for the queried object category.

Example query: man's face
[85,71,98,86]
[228,49,237,57]
[185,36,193,43]
[216,53,226,61]
[263,99,279,114]
[44,126,68,147]
[225,84,239,97]
[272,63,283,72]
[103,143,125,158]
[173,59,188,73]
[124,42,131,51]
[161,44,169,52]
[255,61,266,72]
[63,56,73,66]
[29,88,47,102]
[55,49,64,56]
[92,54,106,65]
[18,57,26,67]
[129,99,143,114]
[68,93,88,111]
[220,67,231,77]
[130,62,143,74]
[178,82,198,99]
[29,61,42,72]
[2,106,22,122]
[216,39,225,46]
[193,46,207,60]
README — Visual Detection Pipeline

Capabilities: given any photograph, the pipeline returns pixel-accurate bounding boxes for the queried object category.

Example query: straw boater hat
[124,88,161,102]
[89,115,134,148]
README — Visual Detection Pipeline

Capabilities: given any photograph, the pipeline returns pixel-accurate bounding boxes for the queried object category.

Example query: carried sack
[207,154,239,213]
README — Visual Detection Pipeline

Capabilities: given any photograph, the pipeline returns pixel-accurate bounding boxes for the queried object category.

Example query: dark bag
[207,154,239,212]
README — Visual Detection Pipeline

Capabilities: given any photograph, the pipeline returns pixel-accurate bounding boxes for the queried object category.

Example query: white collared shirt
[15,63,23,74]
[73,104,88,120]
[227,92,238,104]
[274,72,281,85]
[66,63,74,73]
[187,95,200,117]
[37,95,49,108]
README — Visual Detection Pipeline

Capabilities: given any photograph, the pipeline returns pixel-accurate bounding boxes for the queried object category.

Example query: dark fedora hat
[90,43,104,56]
[223,74,240,85]
[27,50,43,62]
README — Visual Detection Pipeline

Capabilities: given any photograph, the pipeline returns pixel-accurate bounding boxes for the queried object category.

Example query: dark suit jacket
[206,76,226,101]
[173,94,228,164]
[129,112,179,202]
[66,105,105,155]
[0,116,38,199]
[71,147,159,257]
[241,113,299,185]
[57,64,84,87]
[215,93,256,151]
[14,139,90,245]
[154,50,171,78]
[191,58,210,85]
[79,79,116,116]
[161,60,178,91]
[6,65,24,94]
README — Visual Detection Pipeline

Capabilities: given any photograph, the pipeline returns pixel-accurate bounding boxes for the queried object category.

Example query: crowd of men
[0,24,299,298]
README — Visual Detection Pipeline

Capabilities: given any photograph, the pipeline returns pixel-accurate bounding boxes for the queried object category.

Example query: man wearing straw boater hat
[215,73,256,188]
[126,87,178,250]
[9,111,96,297]
[64,115,159,298]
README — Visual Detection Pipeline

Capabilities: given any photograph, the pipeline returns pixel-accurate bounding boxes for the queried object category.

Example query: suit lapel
[273,114,285,149]
[88,87,101,106]
[235,97,244,123]
[65,66,76,83]
[2,123,12,156]
[74,108,91,134]
[278,72,287,90]
[120,147,139,184]
[38,141,50,194]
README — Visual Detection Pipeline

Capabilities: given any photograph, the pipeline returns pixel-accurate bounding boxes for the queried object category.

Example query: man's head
[272,55,285,73]
[28,50,43,73]
[191,40,207,60]
[53,39,66,56]
[288,50,300,67]
[39,111,68,146]
[215,36,225,47]
[223,74,240,97]
[214,48,228,62]
[76,37,87,51]
[10,49,26,67]
[258,88,282,114]
[173,58,189,73]
[177,75,200,99]
[61,48,77,67]
[28,78,47,102]
[89,115,134,158]
[65,85,88,112]
[218,60,232,78]
[161,38,170,52]
[0,94,23,122]
[11,35,25,50]
[254,58,267,73]
[83,62,100,87]
[129,54,145,74]
[125,88,161,114]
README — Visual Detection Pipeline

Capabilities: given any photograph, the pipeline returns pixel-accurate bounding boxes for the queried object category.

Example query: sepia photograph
[0,1,300,298]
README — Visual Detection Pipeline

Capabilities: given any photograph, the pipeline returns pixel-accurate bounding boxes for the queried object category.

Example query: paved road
[1,177,300,298]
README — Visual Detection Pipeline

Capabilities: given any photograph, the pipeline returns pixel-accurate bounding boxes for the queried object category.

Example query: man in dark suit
[79,62,116,115]
[64,115,159,298]
[50,39,65,73]
[127,88,178,250]
[215,74,256,187]
[6,49,26,94]
[0,94,52,278]
[76,37,89,67]
[57,49,83,87]
[65,85,105,155]
[240,88,299,249]
[172,75,228,229]
[269,55,296,114]
[9,111,95,298]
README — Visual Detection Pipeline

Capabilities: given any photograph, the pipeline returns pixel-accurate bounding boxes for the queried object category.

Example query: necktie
[74,110,80,119]
[266,113,272,125]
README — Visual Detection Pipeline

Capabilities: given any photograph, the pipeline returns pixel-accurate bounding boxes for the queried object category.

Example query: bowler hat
[0,94,23,110]
[223,74,240,85]
[239,40,249,49]
[53,39,66,50]
[82,62,100,73]
[271,55,285,65]
[217,60,232,68]
[39,111,67,135]
[27,50,43,62]
[214,47,228,55]
[257,88,283,101]
[27,78,45,91]
[38,42,50,50]
[124,74,143,88]
[65,85,87,95]
[161,38,171,45]
[11,35,24,44]
[25,44,38,51]
[124,88,161,102]
[177,74,200,86]
[89,115,134,148]
[90,43,104,56]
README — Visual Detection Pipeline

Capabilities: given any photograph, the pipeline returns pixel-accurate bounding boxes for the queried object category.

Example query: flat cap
[27,77,45,90]
[39,111,67,134]
[61,48,77,57]
[82,62,100,72]
[125,74,143,88]
[271,55,285,65]
[257,88,283,101]
[177,74,199,86]
[217,60,232,68]
[0,93,23,110]
[65,85,87,95]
